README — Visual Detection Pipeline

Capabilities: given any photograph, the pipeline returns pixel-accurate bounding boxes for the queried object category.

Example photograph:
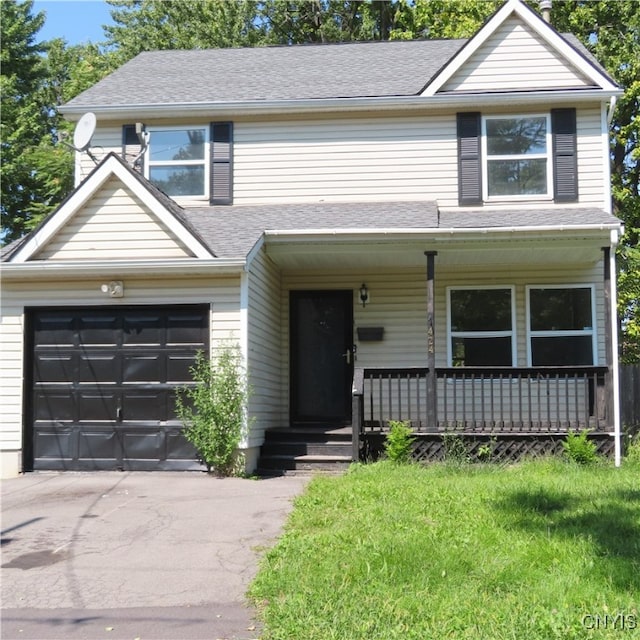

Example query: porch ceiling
[264,230,613,270]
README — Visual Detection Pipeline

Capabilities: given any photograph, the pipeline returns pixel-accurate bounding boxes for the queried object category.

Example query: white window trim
[446,285,517,367]
[145,125,210,201]
[481,113,553,202]
[525,284,597,367]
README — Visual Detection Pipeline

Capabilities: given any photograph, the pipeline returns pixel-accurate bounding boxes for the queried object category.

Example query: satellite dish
[73,112,97,151]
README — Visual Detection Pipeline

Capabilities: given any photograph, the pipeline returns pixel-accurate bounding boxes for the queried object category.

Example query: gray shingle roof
[64,40,466,109]
[63,27,615,112]
[182,203,620,258]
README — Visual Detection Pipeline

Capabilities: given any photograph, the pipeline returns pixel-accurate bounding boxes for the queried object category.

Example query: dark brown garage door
[26,305,209,471]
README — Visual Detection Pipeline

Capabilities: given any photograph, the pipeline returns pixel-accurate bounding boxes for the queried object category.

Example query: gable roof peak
[7,152,214,263]
[422,0,619,96]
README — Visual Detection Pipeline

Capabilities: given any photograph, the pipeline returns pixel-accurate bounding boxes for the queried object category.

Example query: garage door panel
[34,391,75,421]
[28,305,209,471]
[167,353,198,383]
[34,315,74,346]
[167,313,208,345]
[166,431,199,459]
[79,314,119,346]
[34,428,74,459]
[123,354,163,382]
[78,354,119,383]
[122,430,162,459]
[122,389,167,421]
[78,390,117,421]
[123,314,162,345]
[34,354,74,383]
[78,430,119,460]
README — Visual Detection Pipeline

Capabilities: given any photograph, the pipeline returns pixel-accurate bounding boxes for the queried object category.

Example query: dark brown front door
[290,290,353,425]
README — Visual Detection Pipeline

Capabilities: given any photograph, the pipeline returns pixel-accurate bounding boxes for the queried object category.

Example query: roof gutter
[1,258,247,281]
[264,223,622,244]
[60,88,623,121]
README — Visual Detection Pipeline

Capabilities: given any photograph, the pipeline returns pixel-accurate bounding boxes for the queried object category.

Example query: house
[0,0,624,477]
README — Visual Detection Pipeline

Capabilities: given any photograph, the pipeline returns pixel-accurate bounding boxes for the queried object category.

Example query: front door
[290,290,354,424]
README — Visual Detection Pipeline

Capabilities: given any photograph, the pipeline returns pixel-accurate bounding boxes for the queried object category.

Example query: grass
[249,459,640,639]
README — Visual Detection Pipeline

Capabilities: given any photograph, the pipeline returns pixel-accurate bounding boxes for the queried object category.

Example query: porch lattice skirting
[361,432,615,464]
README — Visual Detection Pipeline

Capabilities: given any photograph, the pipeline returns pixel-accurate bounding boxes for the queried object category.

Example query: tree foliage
[1,1,114,243]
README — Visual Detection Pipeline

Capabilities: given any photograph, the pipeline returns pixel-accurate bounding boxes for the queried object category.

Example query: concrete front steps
[257,426,353,475]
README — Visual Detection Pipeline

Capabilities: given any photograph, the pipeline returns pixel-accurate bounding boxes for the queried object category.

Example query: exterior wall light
[359,283,369,307]
[101,281,124,298]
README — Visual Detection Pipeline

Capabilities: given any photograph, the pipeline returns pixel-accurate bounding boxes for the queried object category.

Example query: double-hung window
[448,287,516,367]
[482,115,552,199]
[146,127,208,197]
[127,122,233,204]
[457,109,577,205]
[526,285,596,366]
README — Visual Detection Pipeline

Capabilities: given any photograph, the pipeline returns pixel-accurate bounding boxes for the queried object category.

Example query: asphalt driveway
[1,471,309,640]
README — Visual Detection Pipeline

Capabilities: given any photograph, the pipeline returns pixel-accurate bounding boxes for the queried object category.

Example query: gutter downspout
[608,230,622,466]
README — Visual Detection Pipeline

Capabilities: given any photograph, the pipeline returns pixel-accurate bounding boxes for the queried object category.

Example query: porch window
[527,285,595,366]
[482,115,551,199]
[448,287,515,367]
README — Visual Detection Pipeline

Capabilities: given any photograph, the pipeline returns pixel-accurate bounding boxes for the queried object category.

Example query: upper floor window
[457,109,577,206]
[483,115,552,199]
[126,122,233,204]
[147,127,208,197]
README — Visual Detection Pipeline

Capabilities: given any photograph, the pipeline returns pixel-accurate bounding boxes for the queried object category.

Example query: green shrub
[625,432,640,463]
[562,429,598,465]
[442,432,469,464]
[383,420,415,464]
[175,345,248,476]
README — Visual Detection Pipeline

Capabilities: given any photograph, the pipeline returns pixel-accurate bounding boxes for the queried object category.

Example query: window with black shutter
[121,122,233,204]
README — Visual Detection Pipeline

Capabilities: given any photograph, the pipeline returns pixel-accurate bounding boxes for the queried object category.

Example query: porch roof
[183,202,621,266]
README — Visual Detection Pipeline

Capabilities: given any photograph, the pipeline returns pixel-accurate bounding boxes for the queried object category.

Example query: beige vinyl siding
[441,17,592,93]
[234,115,459,206]
[0,275,241,457]
[36,177,193,261]
[576,106,605,205]
[82,104,606,210]
[247,248,284,447]
[280,261,606,416]
[76,126,123,184]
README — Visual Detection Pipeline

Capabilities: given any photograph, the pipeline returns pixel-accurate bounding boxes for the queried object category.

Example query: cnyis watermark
[582,613,637,631]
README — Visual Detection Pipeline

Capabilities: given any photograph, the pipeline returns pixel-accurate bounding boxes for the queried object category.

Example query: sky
[33,1,114,45]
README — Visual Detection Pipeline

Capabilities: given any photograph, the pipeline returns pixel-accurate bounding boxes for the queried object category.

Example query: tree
[105,0,265,63]
[1,0,49,242]
[549,1,639,362]
[0,2,114,244]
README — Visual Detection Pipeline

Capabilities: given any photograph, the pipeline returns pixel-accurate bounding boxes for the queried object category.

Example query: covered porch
[256,205,622,468]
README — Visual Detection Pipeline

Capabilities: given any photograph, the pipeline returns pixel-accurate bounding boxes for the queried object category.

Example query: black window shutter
[210,122,233,205]
[551,108,578,202]
[122,124,142,171]
[457,112,482,206]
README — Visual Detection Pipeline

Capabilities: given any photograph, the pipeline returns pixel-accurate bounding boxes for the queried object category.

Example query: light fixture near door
[359,283,369,307]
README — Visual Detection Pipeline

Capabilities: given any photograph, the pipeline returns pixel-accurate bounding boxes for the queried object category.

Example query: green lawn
[250,459,640,640]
